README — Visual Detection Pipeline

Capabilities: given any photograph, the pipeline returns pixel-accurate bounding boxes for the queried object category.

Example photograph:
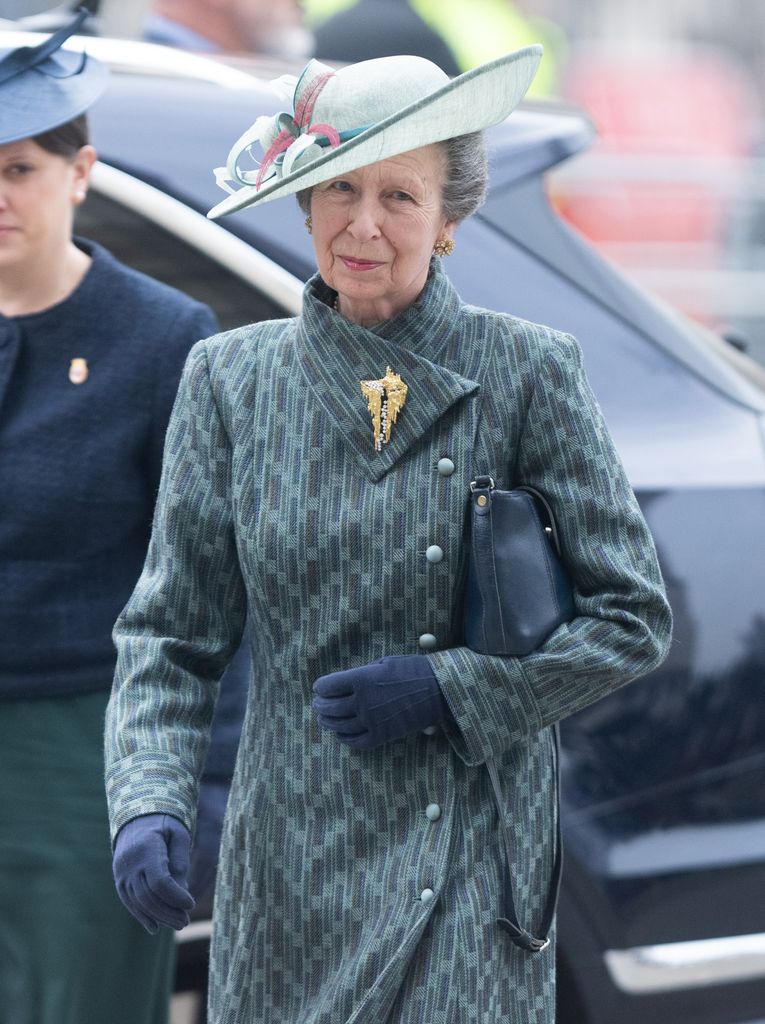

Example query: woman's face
[0,138,94,272]
[310,143,455,326]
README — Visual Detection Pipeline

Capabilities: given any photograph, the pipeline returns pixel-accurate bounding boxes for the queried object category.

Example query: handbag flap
[464,479,573,656]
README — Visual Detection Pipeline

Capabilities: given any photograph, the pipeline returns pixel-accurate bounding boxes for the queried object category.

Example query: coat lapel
[296,266,480,483]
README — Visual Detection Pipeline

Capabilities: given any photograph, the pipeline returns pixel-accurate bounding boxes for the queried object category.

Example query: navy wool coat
[105,264,671,1024]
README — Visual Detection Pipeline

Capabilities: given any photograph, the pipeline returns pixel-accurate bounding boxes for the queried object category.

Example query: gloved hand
[312,654,451,750]
[112,813,195,934]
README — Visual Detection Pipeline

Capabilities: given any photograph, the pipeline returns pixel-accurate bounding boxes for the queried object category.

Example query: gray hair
[296,131,488,224]
[441,131,488,223]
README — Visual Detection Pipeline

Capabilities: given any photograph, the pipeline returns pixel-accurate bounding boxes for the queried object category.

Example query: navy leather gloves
[312,654,451,750]
[112,813,195,934]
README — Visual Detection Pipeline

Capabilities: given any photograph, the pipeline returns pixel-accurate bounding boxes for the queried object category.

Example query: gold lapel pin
[360,366,408,451]
[68,358,89,385]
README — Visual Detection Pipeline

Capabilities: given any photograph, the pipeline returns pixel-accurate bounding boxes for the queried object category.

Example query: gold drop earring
[305,215,312,234]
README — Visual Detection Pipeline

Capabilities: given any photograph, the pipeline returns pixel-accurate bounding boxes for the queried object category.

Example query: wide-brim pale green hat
[208,45,542,220]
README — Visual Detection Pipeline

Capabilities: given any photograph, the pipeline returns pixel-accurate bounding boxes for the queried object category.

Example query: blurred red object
[557,44,760,250]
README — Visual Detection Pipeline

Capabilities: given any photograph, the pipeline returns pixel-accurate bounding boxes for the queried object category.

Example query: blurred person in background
[0,13,221,1023]
[305,0,564,93]
[143,0,313,57]
[312,0,459,76]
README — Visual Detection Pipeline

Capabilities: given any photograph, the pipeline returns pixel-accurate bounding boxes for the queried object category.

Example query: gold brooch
[360,367,408,451]
[68,358,89,385]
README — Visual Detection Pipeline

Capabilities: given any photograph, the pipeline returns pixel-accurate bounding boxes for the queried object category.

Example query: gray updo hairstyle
[296,130,488,225]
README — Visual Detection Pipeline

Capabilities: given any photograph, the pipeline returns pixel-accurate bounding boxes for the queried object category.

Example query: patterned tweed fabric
[105,262,671,1024]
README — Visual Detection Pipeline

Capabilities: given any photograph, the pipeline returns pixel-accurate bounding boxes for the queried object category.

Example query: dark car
[7,28,764,1024]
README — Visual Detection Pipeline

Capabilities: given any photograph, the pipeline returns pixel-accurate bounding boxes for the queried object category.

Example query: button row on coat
[421,459,453,650]
[419,804,442,905]
[417,458,451,883]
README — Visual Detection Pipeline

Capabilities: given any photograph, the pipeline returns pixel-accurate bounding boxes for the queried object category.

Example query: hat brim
[0,48,108,145]
[208,45,542,220]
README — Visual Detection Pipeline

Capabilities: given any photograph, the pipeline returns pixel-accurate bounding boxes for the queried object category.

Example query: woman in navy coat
[0,16,219,1023]
[106,48,672,1023]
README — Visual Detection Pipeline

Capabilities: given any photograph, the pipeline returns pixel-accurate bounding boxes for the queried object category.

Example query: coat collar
[0,239,108,414]
[296,262,480,482]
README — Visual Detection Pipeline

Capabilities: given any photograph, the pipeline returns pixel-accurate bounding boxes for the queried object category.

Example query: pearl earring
[433,238,455,257]
[75,190,86,202]
[305,215,312,234]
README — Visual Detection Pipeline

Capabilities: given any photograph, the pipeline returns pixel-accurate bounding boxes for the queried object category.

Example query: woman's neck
[0,241,91,318]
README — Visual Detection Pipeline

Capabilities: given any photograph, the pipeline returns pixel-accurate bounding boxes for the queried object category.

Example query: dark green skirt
[0,690,175,1024]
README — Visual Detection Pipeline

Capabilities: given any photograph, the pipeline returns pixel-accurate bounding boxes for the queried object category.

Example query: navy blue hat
[0,8,108,145]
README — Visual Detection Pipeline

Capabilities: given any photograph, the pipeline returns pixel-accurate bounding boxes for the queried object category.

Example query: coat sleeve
[148,301,220,485]
[105,339,247,841]
[428,333,672,767]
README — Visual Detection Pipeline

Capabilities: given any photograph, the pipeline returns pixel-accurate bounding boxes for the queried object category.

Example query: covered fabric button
[425,803,441,822]
[425,545,444,563]
[420,888,436,904]
[437,457,455,476]
[418,633,437,650]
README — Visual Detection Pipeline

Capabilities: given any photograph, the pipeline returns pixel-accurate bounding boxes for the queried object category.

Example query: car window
[75,190,289,331]
[447,196,765,490]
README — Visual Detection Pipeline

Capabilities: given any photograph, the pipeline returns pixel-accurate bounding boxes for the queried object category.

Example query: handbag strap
[514,485,564,557]
[486,725,563,953]
[468,475,506,651]
[469,474,564,951]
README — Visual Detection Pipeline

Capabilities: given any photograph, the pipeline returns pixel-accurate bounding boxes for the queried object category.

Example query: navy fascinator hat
[0,7,108,145]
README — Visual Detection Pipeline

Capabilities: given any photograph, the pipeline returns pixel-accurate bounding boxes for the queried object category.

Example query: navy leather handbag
[463,475,572,953]
[464,476,574,656]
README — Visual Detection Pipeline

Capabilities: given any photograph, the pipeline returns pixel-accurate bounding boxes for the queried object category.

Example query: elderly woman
[106,49,671,1023]
[0,15,222,1023]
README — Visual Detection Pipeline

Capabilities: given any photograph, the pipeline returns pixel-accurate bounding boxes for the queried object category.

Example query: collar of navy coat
[0,238,105,415]
[296,263,480,483]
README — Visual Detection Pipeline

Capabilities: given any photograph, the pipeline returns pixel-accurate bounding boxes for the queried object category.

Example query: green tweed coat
[105,264,671,1024]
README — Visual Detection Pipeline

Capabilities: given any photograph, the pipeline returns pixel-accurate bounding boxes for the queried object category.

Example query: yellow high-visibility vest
[302,0,563,96]
[303,0,355,25]
[412,0,562,94]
